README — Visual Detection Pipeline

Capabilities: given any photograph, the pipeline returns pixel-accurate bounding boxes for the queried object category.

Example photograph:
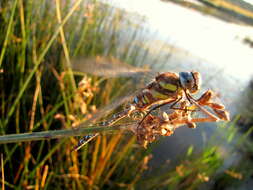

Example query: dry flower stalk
[134,90,230,148]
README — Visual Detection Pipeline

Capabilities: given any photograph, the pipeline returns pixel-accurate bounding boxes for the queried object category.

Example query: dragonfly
[71,56,230,150]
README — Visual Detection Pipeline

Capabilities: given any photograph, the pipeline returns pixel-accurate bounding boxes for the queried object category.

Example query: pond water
[101,0,253,165]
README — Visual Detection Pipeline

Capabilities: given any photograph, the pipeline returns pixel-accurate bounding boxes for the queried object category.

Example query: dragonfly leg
[182,92,220,122]
[72,133,99,152]
[188,98,220,122]
[169,97,196,112]
[73,105,137,151]
[137,97,182,128]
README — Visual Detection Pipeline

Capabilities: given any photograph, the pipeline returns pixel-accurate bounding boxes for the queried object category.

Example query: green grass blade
[3,0,84,128]
[0,0,18,67]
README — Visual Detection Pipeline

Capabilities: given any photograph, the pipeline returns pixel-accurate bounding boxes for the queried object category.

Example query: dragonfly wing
[71,56,155,81]
[81,90,139,125]
[71,56,160,125]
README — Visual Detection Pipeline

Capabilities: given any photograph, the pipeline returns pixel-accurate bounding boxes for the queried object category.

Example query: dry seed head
[90,105,97,112]
[136,113,178,147]
[54,114,66,127]
[68,114,76,121]
[161,129,167,135]
[80,104,87,114]
[168,112,179,121]
[187,122,196,129]
[198,173,210,182]
[162,123,174,131]
[162,112,169,121]
[180,100,187,108]
[54,113,65,120]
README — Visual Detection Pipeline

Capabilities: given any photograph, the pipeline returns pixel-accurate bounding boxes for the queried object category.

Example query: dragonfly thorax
[133,72,183,110]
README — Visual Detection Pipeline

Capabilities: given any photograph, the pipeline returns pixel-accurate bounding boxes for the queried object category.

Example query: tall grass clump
[0,0,152,188]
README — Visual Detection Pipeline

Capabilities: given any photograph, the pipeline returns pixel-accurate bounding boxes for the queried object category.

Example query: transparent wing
[71,56,159,125]
[71,56,156,84]
[83,90,138,125]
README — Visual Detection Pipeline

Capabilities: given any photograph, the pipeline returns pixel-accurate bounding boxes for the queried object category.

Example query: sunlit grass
[0,0,150,188]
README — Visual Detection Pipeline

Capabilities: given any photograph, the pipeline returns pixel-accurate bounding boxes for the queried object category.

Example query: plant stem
[0,124,133,144]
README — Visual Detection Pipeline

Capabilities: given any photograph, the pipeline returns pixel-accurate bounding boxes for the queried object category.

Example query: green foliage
[139,146,223,190]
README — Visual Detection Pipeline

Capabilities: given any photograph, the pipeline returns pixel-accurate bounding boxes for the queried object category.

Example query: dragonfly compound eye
[179,72,195,92]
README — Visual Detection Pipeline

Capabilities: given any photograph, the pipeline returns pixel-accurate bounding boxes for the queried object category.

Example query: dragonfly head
[179,71,201,94]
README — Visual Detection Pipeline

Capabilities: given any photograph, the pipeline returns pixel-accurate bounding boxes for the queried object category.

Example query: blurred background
[1,0,253,189]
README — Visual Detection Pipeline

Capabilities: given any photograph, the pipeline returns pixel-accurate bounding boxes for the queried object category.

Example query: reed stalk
[0,124,132,144]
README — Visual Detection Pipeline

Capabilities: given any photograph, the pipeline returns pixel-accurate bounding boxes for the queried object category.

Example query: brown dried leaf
[197,90,213,105]
[213,109,230,121]
[208,102,225,110]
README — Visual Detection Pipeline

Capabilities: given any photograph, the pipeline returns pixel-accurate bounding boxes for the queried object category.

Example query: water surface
[101,0,253,165]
